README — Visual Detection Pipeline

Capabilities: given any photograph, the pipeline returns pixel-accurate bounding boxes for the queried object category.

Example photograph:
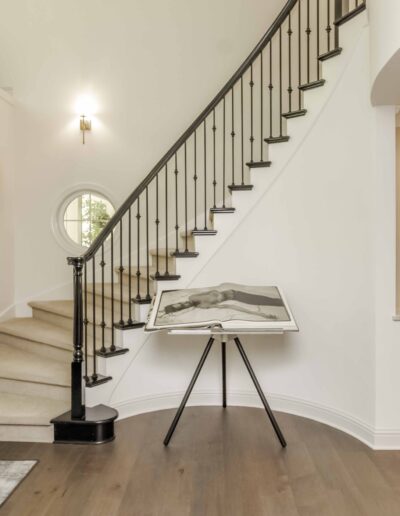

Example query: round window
[63,192,115,248]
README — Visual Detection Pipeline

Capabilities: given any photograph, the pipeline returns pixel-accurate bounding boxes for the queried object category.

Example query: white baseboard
[112,390,400,450]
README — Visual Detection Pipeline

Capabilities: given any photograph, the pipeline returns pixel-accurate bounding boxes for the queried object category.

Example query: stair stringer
[85,11,368,410]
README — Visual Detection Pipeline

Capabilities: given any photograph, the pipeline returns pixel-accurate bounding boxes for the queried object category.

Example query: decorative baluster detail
[83,261,88,381]
[231,86,236,183]
[306,0,311,84]
[145,186,150,301]
[241,76,244,185]
[193,132,198,230]
[288,12,293,113]
[136,198,141,301]
[155,172,160,276]
[165,164,169,275]
[249,64,254,163]
[203,119,207,230]
[110,232,115,352]
[118,220,124,326]
[260,52,264,161]
[269,42,273,138]
[91,255,97,382]
[212,109,217,209]
[100,245,106,354]
[127,207,133,325]
[184,142,188,252]
[174,153,179,252]
[326,0,332,52]
[68,256,85,419]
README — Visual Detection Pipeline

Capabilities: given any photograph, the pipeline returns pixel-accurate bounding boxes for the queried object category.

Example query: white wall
[0,0,284,311]
[0,89,15,318]
[109,23,390,445]
[369,0,400,105]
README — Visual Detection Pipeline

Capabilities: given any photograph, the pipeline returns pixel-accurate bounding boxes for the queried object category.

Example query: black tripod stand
[163,335,287,447]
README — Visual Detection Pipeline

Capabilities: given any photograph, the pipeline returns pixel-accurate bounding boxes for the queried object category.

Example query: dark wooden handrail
[78,0,298,262]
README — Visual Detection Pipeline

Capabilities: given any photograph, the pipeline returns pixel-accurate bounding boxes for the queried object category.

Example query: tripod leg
[234,337,287,448]
[163,337,214,446]
[222,340,227,408]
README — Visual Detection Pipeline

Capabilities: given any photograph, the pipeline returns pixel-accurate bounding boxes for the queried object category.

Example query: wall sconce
[80,115,91,144]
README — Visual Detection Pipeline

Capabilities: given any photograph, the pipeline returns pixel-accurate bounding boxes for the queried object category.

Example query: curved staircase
[0,0,367,442]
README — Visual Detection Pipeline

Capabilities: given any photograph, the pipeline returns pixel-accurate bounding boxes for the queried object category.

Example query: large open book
[145,283,298,332]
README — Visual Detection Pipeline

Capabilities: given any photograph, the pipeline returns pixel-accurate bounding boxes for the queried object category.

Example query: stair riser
[31,308,113,347]
[150,254,176,272]
[0,333,72,362]
[117,273,157,296]
[0,378,70,402]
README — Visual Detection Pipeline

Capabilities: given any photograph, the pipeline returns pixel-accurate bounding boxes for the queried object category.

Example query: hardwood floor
[1,407,400,515]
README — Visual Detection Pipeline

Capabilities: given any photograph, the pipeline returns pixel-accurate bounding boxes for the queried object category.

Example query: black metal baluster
[100,244,106,354]
[260,52,264,161]
[118,220,124,326]
[174,153,179,253]
[136,198,141,301]
[145,187,150,301]
[306,0,311,84]
[299,0,302,109]
[203,119,207,230]
[279,26,283,137]
[231,86,236,182]
[184,142,188,252]
[155,172,160,275]
[91,256,97,382]
[127,207,133,325]
[83,261,88,381]
[334,0,342,49]
[250,64,254,162]
[288,12,293,113]
[193,133,198,230]
[317,0,320,79]
[327,0,332,52]
[212,108,217,209]
[269,41,273,138]
[110,232,115,352]
[241,76,244,185]
[223,97,226,206]
[165,164,169,275]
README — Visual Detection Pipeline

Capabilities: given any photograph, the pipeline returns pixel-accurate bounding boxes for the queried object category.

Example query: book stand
[163,330,287,448]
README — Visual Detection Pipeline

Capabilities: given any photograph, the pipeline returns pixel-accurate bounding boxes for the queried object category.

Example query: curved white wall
[369,0,400,104]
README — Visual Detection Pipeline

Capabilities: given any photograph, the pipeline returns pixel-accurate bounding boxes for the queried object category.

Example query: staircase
[0,0,367,442]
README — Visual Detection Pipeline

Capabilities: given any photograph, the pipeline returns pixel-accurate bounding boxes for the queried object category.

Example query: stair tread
[0,342,70,387]
[0,317,73,351]
[87,281,154,300]
[0,392,69,426]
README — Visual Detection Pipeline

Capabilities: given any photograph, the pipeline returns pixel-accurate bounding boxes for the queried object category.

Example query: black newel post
[68,256,86,420]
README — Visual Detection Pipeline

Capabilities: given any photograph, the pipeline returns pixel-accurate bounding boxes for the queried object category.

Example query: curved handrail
[79,0,297,262]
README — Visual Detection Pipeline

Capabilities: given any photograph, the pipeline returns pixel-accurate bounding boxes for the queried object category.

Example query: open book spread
[145,283,298,332]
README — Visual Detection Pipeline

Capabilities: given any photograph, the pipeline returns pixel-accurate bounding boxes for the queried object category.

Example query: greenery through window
[64,192,114,248]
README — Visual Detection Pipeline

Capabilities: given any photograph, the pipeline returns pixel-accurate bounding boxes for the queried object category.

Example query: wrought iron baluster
[231,86,236,182]
[250,64,254,162]
[269,41,273,138]
[223,98,226,207]
[118,220,124,326]
[203,119,207,230]
[100,244,106,354]
[91,256,97,382]
[145,187,150,300]
[193,132,198,230]
[84,261,88,381]
[127,207,133,324]
[165,165,169,275]
[327,0,332,52]
[174,153,179,253]
[212,108,217,209]
[334,0,342,48]
[317,0,320,79]
[184,142,188,252]
[155,172,160,275]
[288,12,293,113]
[110,232,115,351]
[279,26,283,137]
[136,198,141,301]
[298,0,302,108]
[306,0,311,84]
[260,52,264,161]
[240,76,244,185]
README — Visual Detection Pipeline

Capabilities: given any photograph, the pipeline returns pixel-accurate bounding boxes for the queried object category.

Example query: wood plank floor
[1,407,400,515]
